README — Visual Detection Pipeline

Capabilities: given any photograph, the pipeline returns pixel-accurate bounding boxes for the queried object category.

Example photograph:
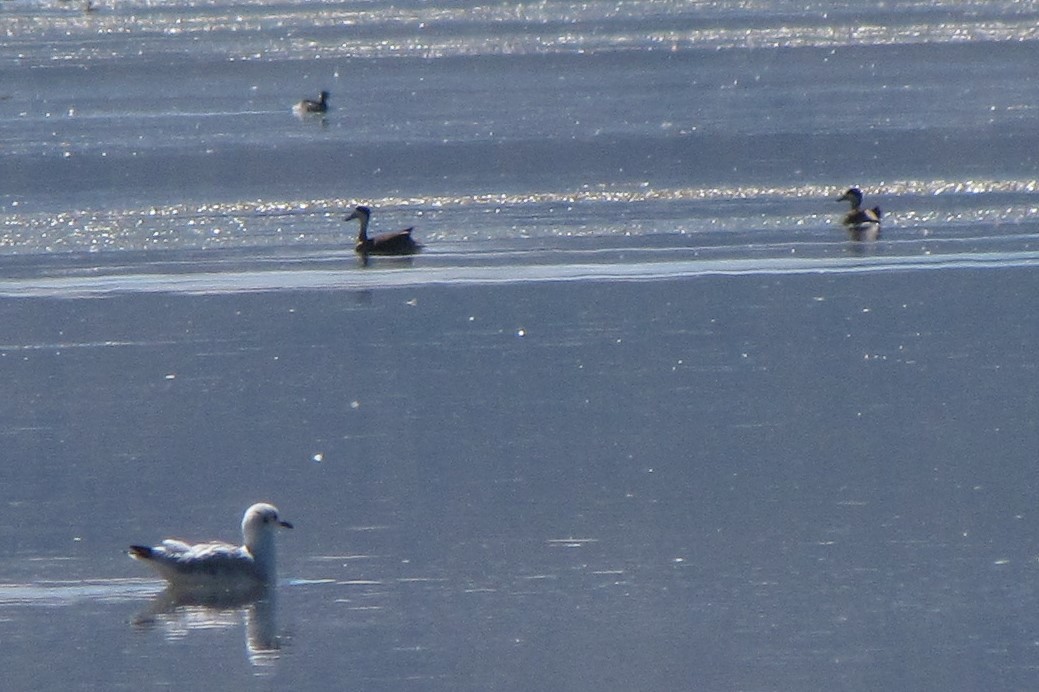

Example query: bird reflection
[357,253,416,268]
[132,586,285,668]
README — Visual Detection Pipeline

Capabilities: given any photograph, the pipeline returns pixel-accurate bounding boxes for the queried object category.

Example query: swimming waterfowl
[129,503,293,595]
[837,187,882,241]
[294,90,329,115]
[346,205,421,256]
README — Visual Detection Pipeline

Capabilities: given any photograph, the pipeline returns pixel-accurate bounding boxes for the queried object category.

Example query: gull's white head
[242,503,292,554]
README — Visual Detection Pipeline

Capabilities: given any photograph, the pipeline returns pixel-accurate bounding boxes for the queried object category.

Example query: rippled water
[4,0,1039,258]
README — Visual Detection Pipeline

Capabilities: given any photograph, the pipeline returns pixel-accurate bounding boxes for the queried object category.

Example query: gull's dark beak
[279,520,294,529]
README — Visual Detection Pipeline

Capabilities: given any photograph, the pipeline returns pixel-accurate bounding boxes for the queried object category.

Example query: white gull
[129,503,292,596]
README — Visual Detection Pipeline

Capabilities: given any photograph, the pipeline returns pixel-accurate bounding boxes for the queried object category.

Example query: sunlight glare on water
[2,180,1037,253]
[6,0,1039,61]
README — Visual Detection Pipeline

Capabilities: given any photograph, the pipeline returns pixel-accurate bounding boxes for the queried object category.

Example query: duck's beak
[345,212,359,221]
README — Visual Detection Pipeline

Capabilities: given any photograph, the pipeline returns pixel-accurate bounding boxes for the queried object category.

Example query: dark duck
[837,187,882,241]
[294,90,329,115]
[346,206,421,257]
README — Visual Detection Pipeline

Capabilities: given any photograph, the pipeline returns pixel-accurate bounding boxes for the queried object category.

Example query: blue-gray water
[2,0,1039,689]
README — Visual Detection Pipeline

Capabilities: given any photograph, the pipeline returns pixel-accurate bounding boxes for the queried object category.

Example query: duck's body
[837,187,882,241]
[293,90,329,115]
[129,503,292,596]
[346,206,421,256]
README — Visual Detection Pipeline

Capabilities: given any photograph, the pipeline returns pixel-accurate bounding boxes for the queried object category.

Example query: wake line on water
[1,250,1036,299]
[42,110,282,122]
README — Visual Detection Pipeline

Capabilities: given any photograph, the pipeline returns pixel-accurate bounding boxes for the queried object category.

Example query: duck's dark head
[318,90,329,103]
[345,206,371,222]
[837,187,864,208]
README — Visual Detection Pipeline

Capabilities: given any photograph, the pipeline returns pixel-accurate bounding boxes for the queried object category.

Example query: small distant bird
[346,205,422,256]
[129,503,293,595]
[293,90,329,115]
[836,187,882,241]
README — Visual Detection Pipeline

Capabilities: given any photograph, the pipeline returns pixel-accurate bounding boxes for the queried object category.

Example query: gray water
[2,0,1039,689]
[2,266,1038,689]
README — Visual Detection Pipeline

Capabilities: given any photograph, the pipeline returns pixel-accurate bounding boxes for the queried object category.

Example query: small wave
[0,579,161,607]
[0,247,1036,299]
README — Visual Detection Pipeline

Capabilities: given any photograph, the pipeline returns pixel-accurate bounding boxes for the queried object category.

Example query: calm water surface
[2,0,1039,689]
[1,264,1037,689]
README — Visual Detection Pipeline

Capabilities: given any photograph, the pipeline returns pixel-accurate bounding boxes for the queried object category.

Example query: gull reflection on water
[131,586,284,670]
